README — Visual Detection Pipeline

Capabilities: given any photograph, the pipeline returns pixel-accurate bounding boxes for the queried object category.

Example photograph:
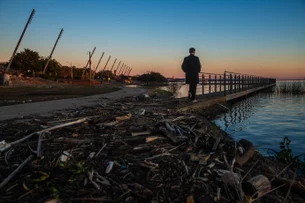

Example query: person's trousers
[188,82,197,100]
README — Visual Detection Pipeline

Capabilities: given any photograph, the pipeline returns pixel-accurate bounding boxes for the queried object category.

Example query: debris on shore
[0,93,304,203]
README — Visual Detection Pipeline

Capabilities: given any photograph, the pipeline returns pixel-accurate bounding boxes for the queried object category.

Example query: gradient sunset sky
[0,0,304,79]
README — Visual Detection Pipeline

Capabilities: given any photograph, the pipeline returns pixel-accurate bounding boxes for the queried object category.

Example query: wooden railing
[200,71,276,96]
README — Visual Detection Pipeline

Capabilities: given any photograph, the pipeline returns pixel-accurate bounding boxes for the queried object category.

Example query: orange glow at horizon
[129,58,305,80]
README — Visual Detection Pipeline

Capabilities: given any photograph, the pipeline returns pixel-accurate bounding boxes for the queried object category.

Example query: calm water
[214,92,305,156]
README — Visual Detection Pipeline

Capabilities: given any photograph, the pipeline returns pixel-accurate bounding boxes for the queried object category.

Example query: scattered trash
[60,151,71,162]
[0,140,11,152]
[88,152,96,159]
[105,161,114,174]
[138,108,145,115]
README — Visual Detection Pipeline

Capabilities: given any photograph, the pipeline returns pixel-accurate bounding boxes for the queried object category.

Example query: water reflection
[214,92,305,156]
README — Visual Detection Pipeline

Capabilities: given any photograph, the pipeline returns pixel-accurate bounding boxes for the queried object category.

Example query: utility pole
[6,9,36,72]
[82,47,96,77]
[93,52,104,78]
[43,28,64,74]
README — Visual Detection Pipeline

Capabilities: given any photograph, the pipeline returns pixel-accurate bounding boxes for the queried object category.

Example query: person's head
[189,47,196,55]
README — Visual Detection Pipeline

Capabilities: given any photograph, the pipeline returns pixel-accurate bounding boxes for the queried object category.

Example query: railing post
[238,75,241,91]
[234,74,237,93]
[242,75,244,90]
[214,75,217,93]
[224,72,226,96]
[250,76,253,88]
[202,74,204,95]
[220,75,222,92]
[209,74,211,94]
[230,74,232,94]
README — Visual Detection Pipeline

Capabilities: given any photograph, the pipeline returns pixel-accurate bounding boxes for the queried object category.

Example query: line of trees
[2,48,120,80]
[136,71,167,84]
[2,48,169,84]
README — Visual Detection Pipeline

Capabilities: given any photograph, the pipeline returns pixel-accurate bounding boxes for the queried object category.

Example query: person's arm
[181,57,187,72]
[197,57,201,73]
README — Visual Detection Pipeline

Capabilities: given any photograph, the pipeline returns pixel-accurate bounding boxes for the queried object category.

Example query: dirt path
[0,86,146,121]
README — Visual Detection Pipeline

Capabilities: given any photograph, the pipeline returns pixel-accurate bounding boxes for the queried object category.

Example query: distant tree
[40,58,62,80]
[137,71,167,84]
[60,65,75,79]
[73,67,84,79]
[96,70,115,79]
[11,48,41,75]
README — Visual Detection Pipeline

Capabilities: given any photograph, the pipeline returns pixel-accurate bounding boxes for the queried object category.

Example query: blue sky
[0,0,304,78]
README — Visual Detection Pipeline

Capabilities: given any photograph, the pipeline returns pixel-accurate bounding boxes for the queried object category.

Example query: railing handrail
[200,72,223,76]
[200,70,276,97]
[224,71,275,80]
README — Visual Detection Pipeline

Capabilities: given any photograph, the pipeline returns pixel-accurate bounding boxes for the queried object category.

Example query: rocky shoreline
[0,92,304,202]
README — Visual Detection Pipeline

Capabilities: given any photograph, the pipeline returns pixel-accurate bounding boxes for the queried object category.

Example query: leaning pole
[43,28,64,74]
[6,9,36,72]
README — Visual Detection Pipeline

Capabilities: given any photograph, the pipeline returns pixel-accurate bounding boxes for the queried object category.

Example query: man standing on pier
[181,47,201,102]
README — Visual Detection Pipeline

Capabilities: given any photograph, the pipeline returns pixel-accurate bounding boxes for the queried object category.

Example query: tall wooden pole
[124,67,130,75]
[6,9,36,72]
[89,51,91,84]
[82,47,96,76]
[108,58,117,80]
[114,61,121,75]
[120,65,127,75]
[117,63,124,75]
[94,52,104,72]
[110,58,117,72]
[43,28,64,74]
[102,55,111,72]
[128,68,132,76]
[93,52,104,78]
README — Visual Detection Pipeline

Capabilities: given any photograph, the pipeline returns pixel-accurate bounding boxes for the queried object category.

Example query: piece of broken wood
[242,175,271,198]
[116,114,132,121]
[131,131,151,137]
[10,117,89,148]
[0,155,34,189]
[236,139,255,166]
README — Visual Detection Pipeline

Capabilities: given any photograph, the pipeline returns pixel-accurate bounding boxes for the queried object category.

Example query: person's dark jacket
[181,54,201,84]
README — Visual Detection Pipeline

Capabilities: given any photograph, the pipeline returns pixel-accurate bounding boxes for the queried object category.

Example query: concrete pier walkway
[0,86,146,121]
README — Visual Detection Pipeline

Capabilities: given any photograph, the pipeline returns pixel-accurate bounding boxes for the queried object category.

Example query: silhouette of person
[181,47,201,101]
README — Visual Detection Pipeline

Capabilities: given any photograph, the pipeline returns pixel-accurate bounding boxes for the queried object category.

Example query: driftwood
[55,137,91,145]
[10,117,88,147]
[159,127,180,144]
[131,131,151,137]
[242,175,271,198]
[116,114,132,121]
[0,155,34,189]
[265,173,305,194]
[236,139,255,166]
